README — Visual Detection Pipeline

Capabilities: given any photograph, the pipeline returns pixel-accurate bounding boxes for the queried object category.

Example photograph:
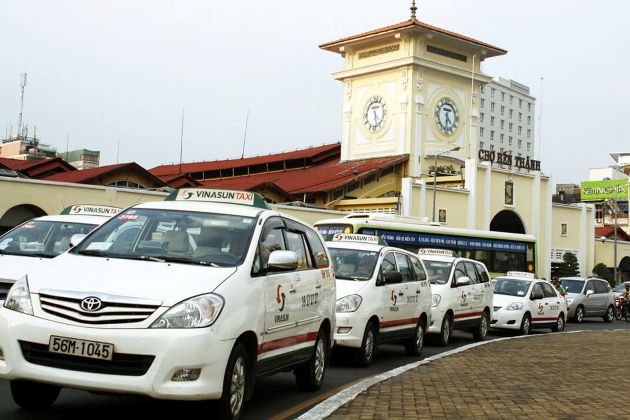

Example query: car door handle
[315,284,322,289]
[398,292,404,296]
[289,287,297,294]
[416,290,421,294]
[545,302,549,305]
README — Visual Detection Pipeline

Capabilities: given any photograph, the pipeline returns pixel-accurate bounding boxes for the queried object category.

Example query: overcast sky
[0,0,627,184]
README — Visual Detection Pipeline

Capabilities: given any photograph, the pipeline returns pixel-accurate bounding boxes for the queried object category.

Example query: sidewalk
[326,331,630,419]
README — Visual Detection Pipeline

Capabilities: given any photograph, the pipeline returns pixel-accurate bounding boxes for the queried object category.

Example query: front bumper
[0,308,234,400]
[334,312,367,349]
[428,306,446,334]
[490,308,523,330]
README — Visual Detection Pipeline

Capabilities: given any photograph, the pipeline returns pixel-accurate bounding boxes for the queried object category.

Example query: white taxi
[491,272,567,334]
[0,205,121,302]
[0,189,335,420]
[417,249,493,346]
[326,234,431,366]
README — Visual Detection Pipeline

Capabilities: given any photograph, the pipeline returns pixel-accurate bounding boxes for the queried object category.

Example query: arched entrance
[0,204,47,235]
[489,210,526,234]
[619,256,630,283]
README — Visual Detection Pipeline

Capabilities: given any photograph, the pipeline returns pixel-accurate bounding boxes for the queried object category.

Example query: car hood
[565,292,581,299]
[0,254,50,281]
[336,279,370,298]
[26,253,237,306]
[493,293,526,307]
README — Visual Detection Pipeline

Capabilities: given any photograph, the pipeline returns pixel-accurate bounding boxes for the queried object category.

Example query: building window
[505,180,514,206]
[106,180,143,189]
[510,95,514,105]
[500,147,504,153]
[527,142,531,151]
[509,122,513,132]
[480,127,485,136]
[527,116,531,125]
[491,88,495,98]
[527,129,531,138]
[480,112,484,122]
[509,136,513,145]
[491,116,495,126]
[518,139,522,148]
[509,109,513,118]
[528,103,532,112]
[500,120,505,129]
[490,130,495,140]
[519,98,523,108]
[500,105,505,115]
[480,141,484,149]
[480,85,485,93]
[518,112,522,122]
[561,223,568,236]
[481,98,485,108]
[518,126,522,135]
[490,144,494,151]
[500,133,504,143]
[491,102,495,111]
[501,92,505,101]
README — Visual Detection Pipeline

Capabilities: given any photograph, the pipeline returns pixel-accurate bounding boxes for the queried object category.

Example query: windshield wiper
[76,249,111,257]
[335,275,355,280]
[138,255,220,267]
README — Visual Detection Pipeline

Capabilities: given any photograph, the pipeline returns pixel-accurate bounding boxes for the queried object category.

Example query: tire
[604,305,615,323]
[217,342,248,420]
[354,322,377,367]
[404,320,425,357]
[473,311,489,341]
[552,313,565,332]
[615,307,622,321]
[519,314,532,336]
[295,330,328,391]
[574,305,584,323]
[625,309,630,323]
[10,380,60,410]
[438,313,452,346]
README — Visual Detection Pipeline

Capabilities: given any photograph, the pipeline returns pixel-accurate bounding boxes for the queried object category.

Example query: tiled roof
[0,157,76,178]
[150,143,341,177]
[320,19,506,54]
[200,154,408,194]
[595,226,630,241]
[43,162,166,187]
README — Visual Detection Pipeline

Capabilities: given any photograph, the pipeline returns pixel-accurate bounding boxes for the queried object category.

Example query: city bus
[314,214,537,276]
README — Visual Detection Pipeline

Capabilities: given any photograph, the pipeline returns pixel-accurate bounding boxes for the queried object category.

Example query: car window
[381,252,397,278]
[541,282,557,298]
[395,253,414,283]
[531,283,544,297]
[410,256,427,281]
[285,230,312,270]
[0,220,96,258]
[493,278,530,297]
[475,262,490,283]
[594,280,608,294]
[253,218,286,274]
[585,280,595,294]
[464,261,480,284]
[454,261,467,286]
[329,248,379,281]
[304,228,329,269]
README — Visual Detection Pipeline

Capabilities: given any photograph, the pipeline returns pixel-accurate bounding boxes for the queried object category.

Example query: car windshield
[73,208,256,267]
[328,248,378,280]
[422,260,453,285]
[0,220,97,258]
[561,279,585,293]
[493,278,531,297]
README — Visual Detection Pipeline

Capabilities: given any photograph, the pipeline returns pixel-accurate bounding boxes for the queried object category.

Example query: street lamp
[432,145,461,223]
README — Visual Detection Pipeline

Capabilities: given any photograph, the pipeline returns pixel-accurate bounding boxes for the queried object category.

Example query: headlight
[3,278,33,316]
[336,295,362,313]
[431,294,441,307]
[506,302,523,311]
[565,297,574,305]
[150,293,224,329]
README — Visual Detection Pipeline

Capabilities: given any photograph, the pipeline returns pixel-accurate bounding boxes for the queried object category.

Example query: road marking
[296,329,630,420]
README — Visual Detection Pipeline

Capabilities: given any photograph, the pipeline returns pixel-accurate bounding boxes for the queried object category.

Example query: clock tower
[320,5,506,180]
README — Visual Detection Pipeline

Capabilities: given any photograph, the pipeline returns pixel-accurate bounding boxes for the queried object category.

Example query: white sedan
[491,272,567,335]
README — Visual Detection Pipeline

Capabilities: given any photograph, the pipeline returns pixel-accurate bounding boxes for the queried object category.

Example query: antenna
[17,73,27,140]
[410,0,417,19]
[66,133,69,159]
[116,138,121,164]
[537,77,544,161]
[241,109,250,159]
[179,107,185,175]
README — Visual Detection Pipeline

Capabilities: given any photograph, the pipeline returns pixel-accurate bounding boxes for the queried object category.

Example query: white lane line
[297,329,630,420]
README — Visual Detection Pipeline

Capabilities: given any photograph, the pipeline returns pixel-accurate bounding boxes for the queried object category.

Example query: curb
[296,329,629,420]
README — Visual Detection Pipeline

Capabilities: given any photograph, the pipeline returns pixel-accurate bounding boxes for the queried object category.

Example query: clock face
[435,97,459,135]
[363,96,387,132]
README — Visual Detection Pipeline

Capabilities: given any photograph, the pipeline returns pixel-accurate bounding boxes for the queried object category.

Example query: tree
[556,252,580,277]
[592,262,614,287]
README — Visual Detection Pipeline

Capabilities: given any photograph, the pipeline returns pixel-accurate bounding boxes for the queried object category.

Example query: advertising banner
[580,179,628,201]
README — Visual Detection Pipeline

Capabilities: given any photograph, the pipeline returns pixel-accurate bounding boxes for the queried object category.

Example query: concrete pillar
[417,179,427,219]
[482,161,491,230]
[401,177,413,216]
[578,203,587,277]
[464,159,477,229]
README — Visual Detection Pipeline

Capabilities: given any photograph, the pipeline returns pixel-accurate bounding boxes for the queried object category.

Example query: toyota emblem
[80,297,103,312]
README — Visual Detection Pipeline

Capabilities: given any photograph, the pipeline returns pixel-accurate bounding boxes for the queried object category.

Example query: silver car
[560,277,615,323]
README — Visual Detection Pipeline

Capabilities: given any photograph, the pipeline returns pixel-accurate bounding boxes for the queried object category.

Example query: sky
[0,0,628,184]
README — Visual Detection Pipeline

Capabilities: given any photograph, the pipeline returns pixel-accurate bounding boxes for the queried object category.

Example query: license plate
[49,336,114,361]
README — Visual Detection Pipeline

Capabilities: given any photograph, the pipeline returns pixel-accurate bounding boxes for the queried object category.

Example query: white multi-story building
[478,77,536,170]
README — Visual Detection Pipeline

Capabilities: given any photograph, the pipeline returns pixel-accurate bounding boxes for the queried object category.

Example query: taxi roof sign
[332,233,386,245]
[166,188,270,209]
[418,248,454,257]
[506,271,535,279]
[60,205,122,217]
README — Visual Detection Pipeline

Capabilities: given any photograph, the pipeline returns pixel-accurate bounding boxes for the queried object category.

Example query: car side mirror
[530,292,543,300]
[384,271,403,284]
[267,250,298,271]
[69,234,87,248]
[585,289,594,297]
[455,276,472,287]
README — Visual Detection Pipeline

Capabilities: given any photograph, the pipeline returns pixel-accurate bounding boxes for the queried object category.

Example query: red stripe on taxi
[380,317,419,329]
[454,311,483,319]
[258,332,318,355]
[532,317,558,322]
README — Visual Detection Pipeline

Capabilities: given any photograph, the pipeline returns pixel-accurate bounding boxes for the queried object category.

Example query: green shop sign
[580,179,628,200]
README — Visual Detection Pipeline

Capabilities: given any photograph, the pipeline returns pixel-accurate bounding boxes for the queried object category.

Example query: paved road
[0,319,628,419]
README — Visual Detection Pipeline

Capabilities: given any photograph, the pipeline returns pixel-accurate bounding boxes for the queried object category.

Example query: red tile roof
[150,142,341,177]
[0,157,76,178]
[595,226,630,241]
[320,19,506,55]
[200,154,408,194]
[43,162,166,187]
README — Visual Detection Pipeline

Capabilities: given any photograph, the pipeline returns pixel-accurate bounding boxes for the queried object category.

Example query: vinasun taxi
[326,234,431,366]
[0,189,335,420]
[0,205,121,302]
[491,272,567,335]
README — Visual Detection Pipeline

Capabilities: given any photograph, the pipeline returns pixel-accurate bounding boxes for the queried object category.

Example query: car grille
[0,279,14,301]
[38,291,161,325]
[493,306,502,312]
[19,341,155,376]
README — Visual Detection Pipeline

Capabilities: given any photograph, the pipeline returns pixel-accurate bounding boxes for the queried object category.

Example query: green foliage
[592,262,614,288]
[556,252,580,277]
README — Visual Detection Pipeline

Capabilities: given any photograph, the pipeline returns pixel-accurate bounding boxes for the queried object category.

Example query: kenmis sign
[580,179,628,200]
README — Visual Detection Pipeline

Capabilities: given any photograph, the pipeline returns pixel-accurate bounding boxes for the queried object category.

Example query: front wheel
[552,314,565,332]
[473,311,489,341]
[604,305,615,323]
[438,313,452,346]
[574,306,584,323]
[519,314,532,336]
[404,320,425,357]
[354,322,377,367]
[615,306,622,321]
[217,342,248,420]
[295,330,328,391]
[10,380,60,410]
